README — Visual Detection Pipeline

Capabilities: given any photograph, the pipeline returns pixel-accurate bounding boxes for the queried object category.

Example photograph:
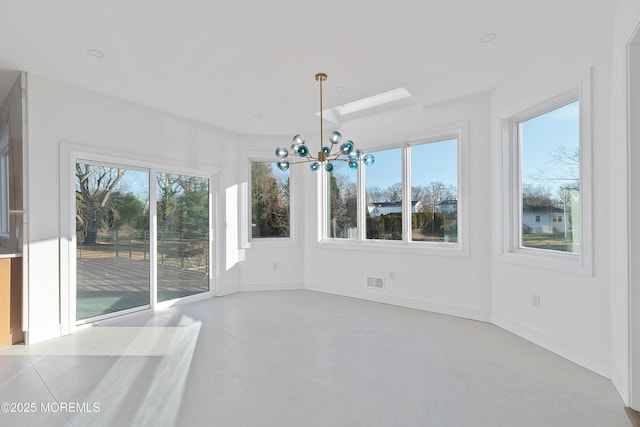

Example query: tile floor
[0,290,631,426]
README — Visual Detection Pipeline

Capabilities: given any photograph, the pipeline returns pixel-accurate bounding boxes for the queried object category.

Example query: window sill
[498,248,591,276]
[245,238,298,249]
[317,238,467,257]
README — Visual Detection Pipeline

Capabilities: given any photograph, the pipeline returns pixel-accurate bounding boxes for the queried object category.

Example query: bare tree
[76,164,126,245]
[528,144,580,207]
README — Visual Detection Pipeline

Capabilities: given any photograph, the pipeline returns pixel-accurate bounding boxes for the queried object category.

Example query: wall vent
[366,276,384,289]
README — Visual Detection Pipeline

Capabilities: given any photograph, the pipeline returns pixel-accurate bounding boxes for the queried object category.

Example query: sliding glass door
[75,162,213,323]
[156,173,210,302]
[76,163,151,321]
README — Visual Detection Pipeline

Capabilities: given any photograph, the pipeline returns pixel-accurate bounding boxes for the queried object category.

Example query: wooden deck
[76,256,209,320]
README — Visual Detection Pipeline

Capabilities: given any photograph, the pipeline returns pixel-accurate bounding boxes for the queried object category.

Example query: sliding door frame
[60,142,220,335]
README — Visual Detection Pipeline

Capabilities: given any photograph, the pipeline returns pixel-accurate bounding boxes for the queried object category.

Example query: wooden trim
[626,407,640,427]
[0,256,23,347]
[10,257,22,344]
[0,258,9,346]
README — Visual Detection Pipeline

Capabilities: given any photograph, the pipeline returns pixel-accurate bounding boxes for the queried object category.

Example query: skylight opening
[316,87,417,124]
[337,88,413,115]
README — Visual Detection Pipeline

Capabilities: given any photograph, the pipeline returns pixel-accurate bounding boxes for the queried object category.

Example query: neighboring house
[522,203,568,234]
[436,199,457,214]
[367,200,422,217]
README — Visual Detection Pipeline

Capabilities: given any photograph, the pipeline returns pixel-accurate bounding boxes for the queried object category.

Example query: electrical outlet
[531,294,541,308]
[389,270,396,279]
[272,262,278,271]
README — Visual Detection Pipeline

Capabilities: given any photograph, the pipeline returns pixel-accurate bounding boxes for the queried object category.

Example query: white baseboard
[24,323,63,345]
[611,363,630,406]
[240,282,305,292]
[215,284,240,296]
[305,281,491,322]
[492,313,611,379]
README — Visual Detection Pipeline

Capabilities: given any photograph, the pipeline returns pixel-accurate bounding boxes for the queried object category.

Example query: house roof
[368,201,420,208]
[522,203,564,214]
[0,1,621,135]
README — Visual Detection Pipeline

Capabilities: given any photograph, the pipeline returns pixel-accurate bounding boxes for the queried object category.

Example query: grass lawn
[522,232,577,252]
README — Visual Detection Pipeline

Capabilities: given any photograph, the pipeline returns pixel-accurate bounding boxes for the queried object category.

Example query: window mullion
[403,144,411,243]
[149,169,158,309]
[358,156,366,241]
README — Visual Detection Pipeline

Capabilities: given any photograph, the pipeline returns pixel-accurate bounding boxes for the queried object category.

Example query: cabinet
[0,257,22,347]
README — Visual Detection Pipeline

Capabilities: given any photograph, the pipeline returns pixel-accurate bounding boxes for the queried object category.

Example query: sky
[521,100,580,195]
[363,100,579,195]
[365,139,458,190]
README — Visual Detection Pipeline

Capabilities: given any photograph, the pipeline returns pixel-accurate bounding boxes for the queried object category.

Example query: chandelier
[274,73,374,172]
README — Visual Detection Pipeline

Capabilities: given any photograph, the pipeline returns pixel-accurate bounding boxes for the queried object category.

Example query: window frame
[245,155,296,246]
[318,123,468,256]
[498,70,593,275]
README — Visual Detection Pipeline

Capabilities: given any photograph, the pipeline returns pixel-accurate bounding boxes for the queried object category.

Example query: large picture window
[321,130,462,250]
[250,161,290,239]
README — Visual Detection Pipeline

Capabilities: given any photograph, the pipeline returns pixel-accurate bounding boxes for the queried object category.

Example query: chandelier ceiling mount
[274,73,374,172]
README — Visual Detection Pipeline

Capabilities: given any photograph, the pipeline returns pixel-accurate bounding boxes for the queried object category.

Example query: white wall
[302,93,493,321]
[25,75,237,343]
[490,19,614,378]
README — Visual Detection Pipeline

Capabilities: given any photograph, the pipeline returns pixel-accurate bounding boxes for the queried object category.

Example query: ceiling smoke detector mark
[480,33,498,43]
[366,276,384,289]
[86,48,104,58]
[317,87,418,125]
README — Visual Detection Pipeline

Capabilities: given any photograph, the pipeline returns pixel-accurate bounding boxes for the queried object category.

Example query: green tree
[251,162,289,237]
[328,171,357,237]
[106,191,145,229]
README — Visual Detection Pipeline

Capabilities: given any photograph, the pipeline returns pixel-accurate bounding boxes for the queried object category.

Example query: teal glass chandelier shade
[273,73,374,172]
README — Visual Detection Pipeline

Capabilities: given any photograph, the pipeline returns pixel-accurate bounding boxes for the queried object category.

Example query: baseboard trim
[24,323,63,345]
[611,363,630,406]
[240,282,305,292]
[305,282,491,322]
[492,313,611,379]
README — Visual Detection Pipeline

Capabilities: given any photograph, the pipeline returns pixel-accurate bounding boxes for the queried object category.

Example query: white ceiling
[0,0,620,136]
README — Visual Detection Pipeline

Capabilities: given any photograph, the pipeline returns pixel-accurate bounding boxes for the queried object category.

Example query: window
[0,128,9,238]
[499,71,592,274]
[410,139,458,243]
[366,147,402,241]
[326,160,357,239]
[250,161,290,239]
[321,129,463,251]
[520,101,579,253]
